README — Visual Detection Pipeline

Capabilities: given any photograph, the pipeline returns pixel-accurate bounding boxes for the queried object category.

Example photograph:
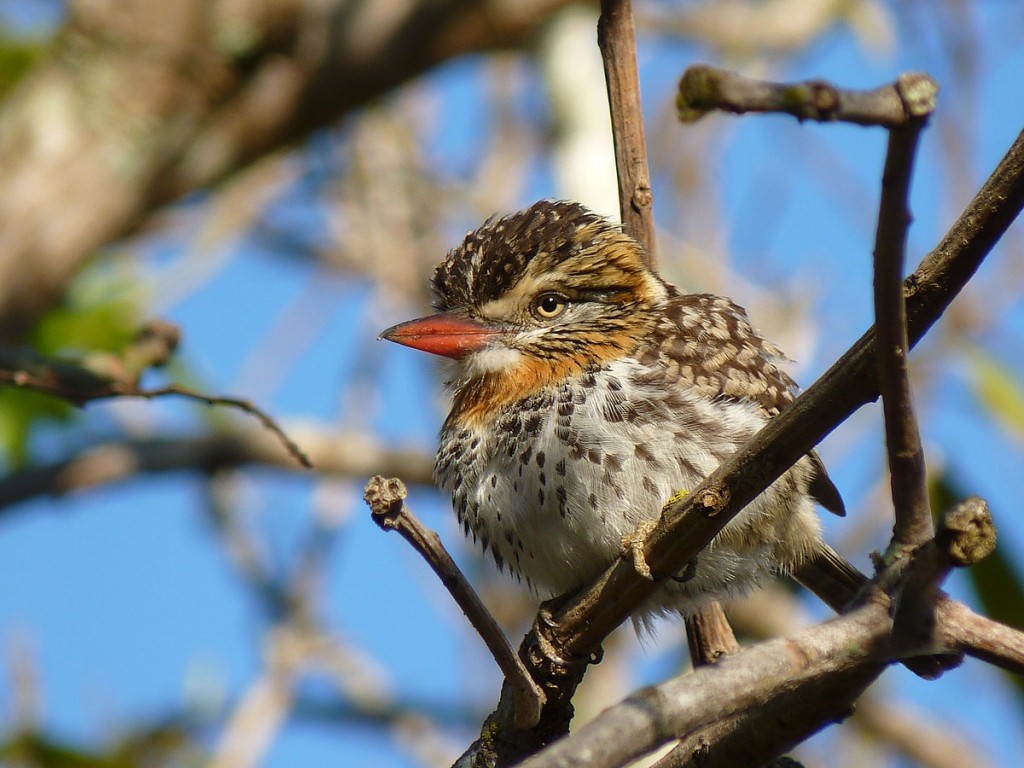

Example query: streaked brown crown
[432,201,609,312]
[432,200,672,320]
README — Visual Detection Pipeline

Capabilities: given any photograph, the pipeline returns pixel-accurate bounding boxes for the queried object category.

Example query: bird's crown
[431,200,663,313]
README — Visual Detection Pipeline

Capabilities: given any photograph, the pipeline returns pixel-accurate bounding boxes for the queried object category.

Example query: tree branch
[519,602,891,768]
[0,430,434,511]
[941,601,1024,675]
[598,0,657,265]
[872,75,938,553]
[0,321,310,468]
[891,497,996,656]
[0,0,579,342]
[363,476,544,730]
[677,65,940,127]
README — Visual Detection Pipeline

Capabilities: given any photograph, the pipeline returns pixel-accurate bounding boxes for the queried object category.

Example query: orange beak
[379,312,504,360]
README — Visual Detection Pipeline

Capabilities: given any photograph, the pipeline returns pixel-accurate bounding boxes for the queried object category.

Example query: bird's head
[380,201,667,400]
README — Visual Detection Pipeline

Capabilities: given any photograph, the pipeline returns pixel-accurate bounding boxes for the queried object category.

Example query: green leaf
[0,270,142,465]
[0,29,49,101]
[0,388,75,465]
[32,287,139,357]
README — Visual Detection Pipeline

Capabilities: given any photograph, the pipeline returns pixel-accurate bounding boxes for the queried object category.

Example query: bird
[380,200,844,624]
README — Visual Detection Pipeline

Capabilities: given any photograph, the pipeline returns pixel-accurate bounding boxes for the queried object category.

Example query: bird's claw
[621,519,659,581]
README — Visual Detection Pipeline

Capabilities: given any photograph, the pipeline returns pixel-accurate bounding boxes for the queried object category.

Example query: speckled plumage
[393,200,842,623]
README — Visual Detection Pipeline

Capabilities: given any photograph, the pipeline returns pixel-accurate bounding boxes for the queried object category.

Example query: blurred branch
[0,428,434,510]
[0,320,310,469]
[640,0,893,55]
[208,460,399,768]
[851,699,991,768]
[540,6,619,220]
[0,319,180,398]
[678,66,939,127]
[209,673,293,768]
[0,0,578,342]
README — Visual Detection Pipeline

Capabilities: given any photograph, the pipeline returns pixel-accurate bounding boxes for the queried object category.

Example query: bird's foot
[621,519,659,581]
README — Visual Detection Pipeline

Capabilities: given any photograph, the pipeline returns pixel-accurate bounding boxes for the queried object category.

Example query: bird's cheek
[466,345,524,376]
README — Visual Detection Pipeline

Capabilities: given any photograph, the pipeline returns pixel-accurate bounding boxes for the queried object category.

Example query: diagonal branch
[468,113,1024,767]
[547,121,1024,658]
[520,602,892,768]
[0,430,434,511]
[363,476,545,730]
[522,506,1017,768]
[0,0,580,343]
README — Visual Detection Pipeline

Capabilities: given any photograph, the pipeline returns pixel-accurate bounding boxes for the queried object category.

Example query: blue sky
[1,3,1023,767]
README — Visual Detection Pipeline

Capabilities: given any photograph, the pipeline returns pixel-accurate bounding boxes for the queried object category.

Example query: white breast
[436,358,822,619]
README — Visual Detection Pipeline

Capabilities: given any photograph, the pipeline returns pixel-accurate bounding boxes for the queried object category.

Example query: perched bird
[381,200,843,623]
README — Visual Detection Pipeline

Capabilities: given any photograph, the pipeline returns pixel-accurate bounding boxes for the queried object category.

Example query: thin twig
[0,371,311,470]
[362,476,545,729]
[105,384,312,468]
[873,74,938,554]
[677,65,940,128]
[598,0,657,265]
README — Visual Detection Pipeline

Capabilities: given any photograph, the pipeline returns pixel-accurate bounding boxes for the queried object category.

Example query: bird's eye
[533,293,568,319]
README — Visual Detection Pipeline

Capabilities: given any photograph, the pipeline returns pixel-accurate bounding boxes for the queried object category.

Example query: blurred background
[0,1,1022,766]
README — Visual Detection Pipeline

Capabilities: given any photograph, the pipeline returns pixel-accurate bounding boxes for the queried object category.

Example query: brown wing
[642,291,846,516]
